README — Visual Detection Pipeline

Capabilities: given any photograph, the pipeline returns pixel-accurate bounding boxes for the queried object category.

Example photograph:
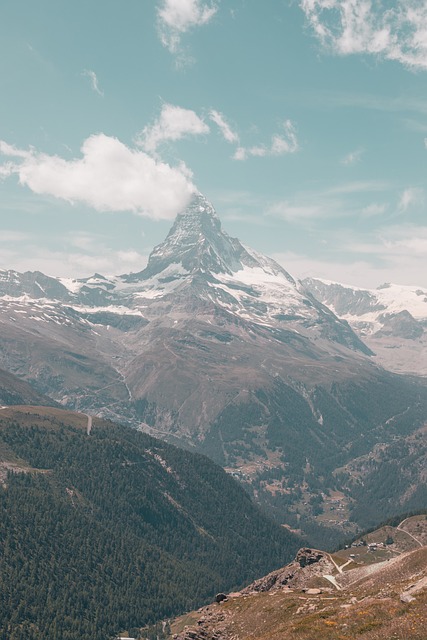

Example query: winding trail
[326,553,353,575]
[397,519,423,547]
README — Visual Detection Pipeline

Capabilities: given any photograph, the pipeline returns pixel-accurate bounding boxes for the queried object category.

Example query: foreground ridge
[165,516,427,640]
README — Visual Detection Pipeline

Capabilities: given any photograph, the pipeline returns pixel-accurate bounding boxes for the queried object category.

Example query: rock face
[1,194,427,535]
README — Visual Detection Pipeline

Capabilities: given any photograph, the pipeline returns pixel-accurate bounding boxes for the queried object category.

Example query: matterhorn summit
[125,193,297,282]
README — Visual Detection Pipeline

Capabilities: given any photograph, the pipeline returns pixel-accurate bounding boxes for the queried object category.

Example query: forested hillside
[0,408,301,640]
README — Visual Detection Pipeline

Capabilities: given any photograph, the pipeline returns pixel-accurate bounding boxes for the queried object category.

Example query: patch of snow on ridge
[71,305,145,316]
[216,265,307,309]
[374,284,427,320]
[58,278,81,294]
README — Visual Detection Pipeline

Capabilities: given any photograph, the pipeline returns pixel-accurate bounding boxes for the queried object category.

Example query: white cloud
[301,0,427,70]
[157,0,218,55]
[341,148,364,165]
[137,103,210,154]
[0,141,33,159]
[82,69,104,96]
[398,187,424,211]
[233,120,298,161]
[0,134,196,219]
[209,109,239,143]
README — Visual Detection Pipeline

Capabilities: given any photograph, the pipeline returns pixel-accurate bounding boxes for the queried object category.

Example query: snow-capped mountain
[303,278,427,376]
[0,194,368,353]
[1,194,427,536]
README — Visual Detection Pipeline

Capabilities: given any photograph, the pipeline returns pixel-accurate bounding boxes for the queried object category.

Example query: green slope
[0,407,301,640]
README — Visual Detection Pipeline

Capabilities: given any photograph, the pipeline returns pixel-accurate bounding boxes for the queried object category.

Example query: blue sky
[0,0,426,287]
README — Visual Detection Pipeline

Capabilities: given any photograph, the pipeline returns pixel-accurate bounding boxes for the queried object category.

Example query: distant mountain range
[0,194,426,541]
[303,278,427,377]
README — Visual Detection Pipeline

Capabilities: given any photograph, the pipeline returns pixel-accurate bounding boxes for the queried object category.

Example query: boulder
[215,593,227,603]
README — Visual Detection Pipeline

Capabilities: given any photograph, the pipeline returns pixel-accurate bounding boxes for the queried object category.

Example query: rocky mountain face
[303,278,427,377]
[1,194,427,540]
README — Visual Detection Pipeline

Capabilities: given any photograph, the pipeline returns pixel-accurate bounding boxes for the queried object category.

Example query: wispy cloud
[233,120,298,160]
[301,0,427,71]
[274,223,427,287]
[267,201,325,222]
[157,0,218,62]
[82,69,104,96]
[0,230,32,244]
[361,203,387,218]
[137,103,210,154]
[341,148,364,165]
[267,180,391,223]
[209,110,239,143]
[325,180,390,195]
[0,134,195,219]
[344,224,427,260]
[398,187,424,212]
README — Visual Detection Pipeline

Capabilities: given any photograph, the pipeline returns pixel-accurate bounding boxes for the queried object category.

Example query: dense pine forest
[0,409,301,640]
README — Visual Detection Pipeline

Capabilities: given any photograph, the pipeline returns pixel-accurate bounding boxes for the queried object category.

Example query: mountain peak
[178,192,219,221]
[127,193,249,280]
[123,193,300,291]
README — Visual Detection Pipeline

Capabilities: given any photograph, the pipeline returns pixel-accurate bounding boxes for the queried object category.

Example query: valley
[0,195,426,544]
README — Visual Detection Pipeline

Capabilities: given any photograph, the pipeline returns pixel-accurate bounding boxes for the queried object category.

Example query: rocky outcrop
[240,547,333,594]
[296,548,324,568]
